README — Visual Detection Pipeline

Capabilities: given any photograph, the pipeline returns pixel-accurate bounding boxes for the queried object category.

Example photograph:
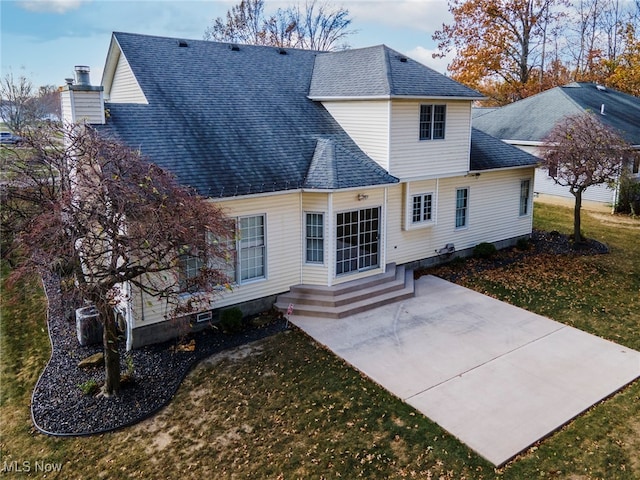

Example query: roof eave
[469,164,538,174]
[101,34,122,97]
[309,94,486,102]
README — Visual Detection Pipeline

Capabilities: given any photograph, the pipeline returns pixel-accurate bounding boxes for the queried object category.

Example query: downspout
[299,192,304,284]
[125,281,134,351]
[382,187,388,270]
[328,192,334,287]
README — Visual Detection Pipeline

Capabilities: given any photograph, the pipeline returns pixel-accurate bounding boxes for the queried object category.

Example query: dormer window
[419,104,446,140]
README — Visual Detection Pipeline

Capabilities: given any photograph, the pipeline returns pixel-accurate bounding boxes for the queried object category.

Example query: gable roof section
[473,83,640,145]
[98,32,397,198]
[309,45,483,100]
[469,128,538,171]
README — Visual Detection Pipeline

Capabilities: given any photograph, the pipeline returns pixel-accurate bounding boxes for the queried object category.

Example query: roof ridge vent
[178,40,188,47]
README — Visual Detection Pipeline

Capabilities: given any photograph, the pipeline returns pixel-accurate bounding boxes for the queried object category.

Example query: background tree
[433,0,567,103]
[204,0,354,51]
[540,112,632,242]
[2,124,233,396]
[1,70,37,132]
[1,72,61,131]
[434,0,639,103]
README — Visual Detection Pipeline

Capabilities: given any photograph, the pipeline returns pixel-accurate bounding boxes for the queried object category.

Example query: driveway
[289,275,640,466]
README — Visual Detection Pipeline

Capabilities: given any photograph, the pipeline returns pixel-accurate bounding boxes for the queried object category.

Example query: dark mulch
[415,229,609,282]
[31,270,287,436]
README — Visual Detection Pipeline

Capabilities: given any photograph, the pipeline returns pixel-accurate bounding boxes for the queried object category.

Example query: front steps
[275,263,414,319]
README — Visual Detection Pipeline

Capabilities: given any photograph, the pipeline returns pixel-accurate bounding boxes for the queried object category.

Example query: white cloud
[406,45,454,74]
[348,0,451,35]
[19,0,89,14]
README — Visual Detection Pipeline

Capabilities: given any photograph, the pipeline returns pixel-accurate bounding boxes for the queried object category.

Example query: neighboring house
[474,82,640,207]
[61,32,537,348]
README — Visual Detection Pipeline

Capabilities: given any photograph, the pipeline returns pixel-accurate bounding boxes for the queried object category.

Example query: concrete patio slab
[289,275,640,466]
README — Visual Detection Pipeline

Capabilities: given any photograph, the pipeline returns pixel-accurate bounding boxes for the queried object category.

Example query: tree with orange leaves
[434,0,568,103]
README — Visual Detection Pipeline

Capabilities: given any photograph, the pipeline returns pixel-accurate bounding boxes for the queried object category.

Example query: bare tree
[1,73,62,132]
[204,0,268,45]
[2,124,233,396]
[36,85,62,122]
[540,112,632,242]
[1,70,37,133]
[204,0,354,51]
[290,0,353,50]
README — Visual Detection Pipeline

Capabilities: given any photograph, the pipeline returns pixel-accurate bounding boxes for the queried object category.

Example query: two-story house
[61,32,537,348]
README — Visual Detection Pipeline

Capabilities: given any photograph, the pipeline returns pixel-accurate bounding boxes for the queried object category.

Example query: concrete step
[275,265,414,319]
[278,265,407,308]
[287,263,399,297]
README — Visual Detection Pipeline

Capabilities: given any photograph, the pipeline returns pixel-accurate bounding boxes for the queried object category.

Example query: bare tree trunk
[572,188,584,243]
[98,300,121,396]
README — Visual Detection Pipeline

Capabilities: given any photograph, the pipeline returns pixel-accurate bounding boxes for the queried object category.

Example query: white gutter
[503,139,545,147]
[468,164,538,174]
[309,95,486,102]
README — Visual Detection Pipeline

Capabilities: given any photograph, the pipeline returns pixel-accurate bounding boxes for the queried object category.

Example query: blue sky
[1,0,454,89]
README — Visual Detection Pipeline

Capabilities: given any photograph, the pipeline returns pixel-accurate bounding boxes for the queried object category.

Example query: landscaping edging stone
[31,269,287,436]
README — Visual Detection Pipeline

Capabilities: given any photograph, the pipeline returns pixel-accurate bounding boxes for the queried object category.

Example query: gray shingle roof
[99,32,397,198]
[309,45,483,99]
[473,82,640,145]
[469,128,538,171]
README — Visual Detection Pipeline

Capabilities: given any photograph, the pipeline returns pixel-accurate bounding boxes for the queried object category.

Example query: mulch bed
[31,270,287,436]
[415,229,609,282]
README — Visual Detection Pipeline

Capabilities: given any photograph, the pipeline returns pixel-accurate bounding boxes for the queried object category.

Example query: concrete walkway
[289,275,640,466]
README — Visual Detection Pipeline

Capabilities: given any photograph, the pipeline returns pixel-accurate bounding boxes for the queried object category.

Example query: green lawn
[1,202,638,479]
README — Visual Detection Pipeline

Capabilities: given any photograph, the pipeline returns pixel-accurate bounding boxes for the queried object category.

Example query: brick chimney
[60,66,105,125]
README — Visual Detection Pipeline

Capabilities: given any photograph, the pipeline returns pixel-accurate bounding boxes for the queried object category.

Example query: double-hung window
[179,254,204,293]
[305,213,324,264]
[238,215,266,282]
[412,193,433,224]
[419,104,446,140]
[455,187,469,228]
[520,179,531,216]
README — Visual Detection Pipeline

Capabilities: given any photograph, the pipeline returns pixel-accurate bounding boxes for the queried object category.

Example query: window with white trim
[179,254,204,292]
[305,213,324,264]
[520,179,531,216]
[419,104,446,140]
[209,221,237,284]
[412,193,433,224]
[239,215,265,282]
[455,187,469,228]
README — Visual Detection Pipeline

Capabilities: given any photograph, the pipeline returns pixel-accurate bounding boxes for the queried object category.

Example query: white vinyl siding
[534,168,618,204]
[390,100,471,179]
[130,193,303,328]
[108,52,148,104]
[321,100,390,170]
[387,169,535,266]
[60,89,105,125]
